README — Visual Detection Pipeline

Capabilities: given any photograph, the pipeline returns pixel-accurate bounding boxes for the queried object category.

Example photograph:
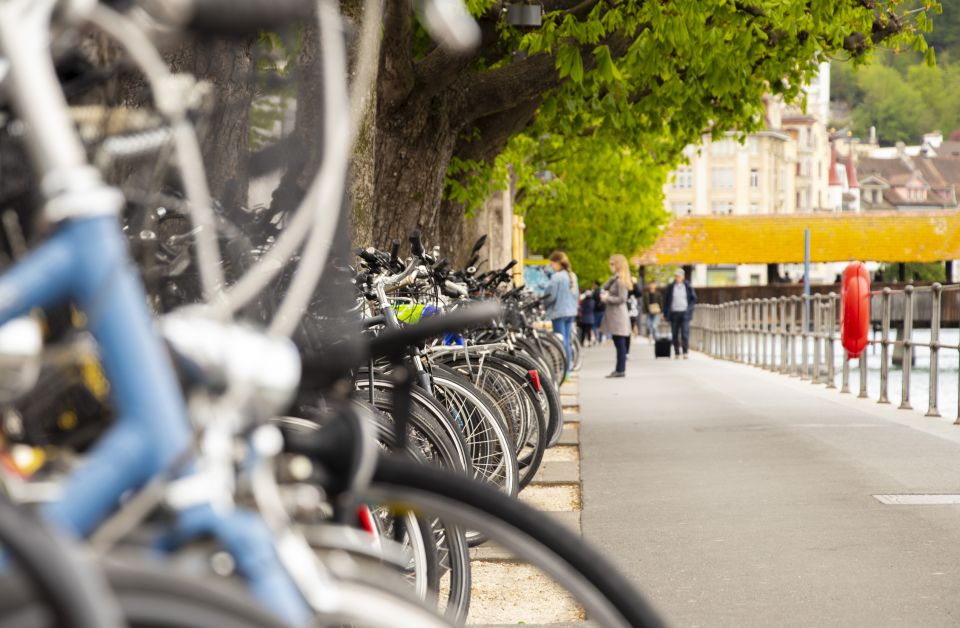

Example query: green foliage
[249,31,299,150]
[879,262,947,282]
[439,0,935,273]
[833,0,960,144]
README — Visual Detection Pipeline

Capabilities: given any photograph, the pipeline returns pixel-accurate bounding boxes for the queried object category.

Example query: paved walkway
[580,340,960,627]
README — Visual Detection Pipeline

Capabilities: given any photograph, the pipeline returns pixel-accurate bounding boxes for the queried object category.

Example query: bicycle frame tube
[0,218,310,626]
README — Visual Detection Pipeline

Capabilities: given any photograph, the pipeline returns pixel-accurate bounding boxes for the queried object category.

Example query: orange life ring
[841,261,870,359]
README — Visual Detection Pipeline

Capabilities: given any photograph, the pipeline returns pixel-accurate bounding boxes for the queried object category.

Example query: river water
[745,329,960,420]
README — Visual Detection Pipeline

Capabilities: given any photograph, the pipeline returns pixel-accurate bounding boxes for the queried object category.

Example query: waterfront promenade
[580,342,960,627]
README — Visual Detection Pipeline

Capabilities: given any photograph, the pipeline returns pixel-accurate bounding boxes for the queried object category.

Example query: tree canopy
[367,1,936,275]
[832,0,960,145]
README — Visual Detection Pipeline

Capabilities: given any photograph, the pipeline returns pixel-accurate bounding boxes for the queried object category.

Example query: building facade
[658,63,854,286]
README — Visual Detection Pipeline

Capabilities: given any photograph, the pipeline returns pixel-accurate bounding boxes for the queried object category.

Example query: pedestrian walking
[577,288,596,346]
[663,268,697,359]
[542,251,578,374]
[627,291,640,338]
[642,281,663,343]
[601,254,634,378]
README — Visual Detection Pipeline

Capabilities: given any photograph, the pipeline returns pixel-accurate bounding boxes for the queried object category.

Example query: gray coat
[600,276,632,337]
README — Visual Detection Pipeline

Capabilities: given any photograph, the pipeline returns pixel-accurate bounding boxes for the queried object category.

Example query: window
[711,139,737,156]
[747,137,759,155]
[671,168,693,189]
[711,201,735,214]
[712,167,734,189]
[671,202,693,216]
[749,203,759,214]
[749,169,760,188]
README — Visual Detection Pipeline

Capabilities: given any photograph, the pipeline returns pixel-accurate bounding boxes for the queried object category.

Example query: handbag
[648,302,661,315]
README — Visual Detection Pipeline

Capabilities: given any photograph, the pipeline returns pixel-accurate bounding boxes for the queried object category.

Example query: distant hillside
[831,0,960,145]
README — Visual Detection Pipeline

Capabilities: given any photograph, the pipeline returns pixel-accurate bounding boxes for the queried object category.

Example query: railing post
[779,297,788,374]
[879,288,891,404]
[859,351,868,398]
[801,293,810,380]
[825,293,837,388]
[760,299,773,369]
[812,294,822,384]
[927,283,941,417]
[789,296,799,376]
[899,285,914,411]
[841,349,851,393]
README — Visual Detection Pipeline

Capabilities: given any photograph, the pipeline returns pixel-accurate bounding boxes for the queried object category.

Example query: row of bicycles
[0,0,661,625]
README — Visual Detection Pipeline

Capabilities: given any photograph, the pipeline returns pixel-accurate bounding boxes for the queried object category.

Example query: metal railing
[690,283,960,422]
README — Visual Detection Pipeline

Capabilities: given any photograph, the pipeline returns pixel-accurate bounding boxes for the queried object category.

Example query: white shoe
[683,354,689,360]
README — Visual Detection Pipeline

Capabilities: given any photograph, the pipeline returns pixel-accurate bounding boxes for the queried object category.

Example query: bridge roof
[637,211,960,265]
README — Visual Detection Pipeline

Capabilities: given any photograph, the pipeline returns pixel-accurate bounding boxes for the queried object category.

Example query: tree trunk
[371,99,458,249]
[167,37,256,216]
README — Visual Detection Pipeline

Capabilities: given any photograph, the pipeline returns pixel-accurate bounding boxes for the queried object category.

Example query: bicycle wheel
[0,559,454,627]
[0,499,122,628]
[571,331,583,372]
[0,560,288,628]
[280,402,473,624]
[429,365,519,498]
[366,455,666,628]
[497,350,563,452]
[354,378,471,473]
[439,355,547,490]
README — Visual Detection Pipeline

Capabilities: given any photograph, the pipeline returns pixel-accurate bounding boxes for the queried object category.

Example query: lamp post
[503,2,544,27]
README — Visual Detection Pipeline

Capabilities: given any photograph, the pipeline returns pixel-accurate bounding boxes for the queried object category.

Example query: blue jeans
[612,335,629,373]
[552,316,574,370]
[594,311,605,342]
[669,311,690,355]
[645,313,660,338]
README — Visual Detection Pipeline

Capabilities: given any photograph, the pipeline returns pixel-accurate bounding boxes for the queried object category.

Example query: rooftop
[637,211,960,265]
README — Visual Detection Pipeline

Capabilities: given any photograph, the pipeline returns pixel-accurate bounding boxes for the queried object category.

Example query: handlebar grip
[389,239,401,264]
[178,0,312,36]
[503,260,518,271]
[409,229,425,258]
[357,247,380,266]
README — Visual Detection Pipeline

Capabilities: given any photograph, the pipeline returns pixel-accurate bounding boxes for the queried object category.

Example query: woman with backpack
[600,254,634,378]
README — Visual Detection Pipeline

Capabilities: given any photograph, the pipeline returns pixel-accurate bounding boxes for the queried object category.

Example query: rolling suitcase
[654,336,672,358]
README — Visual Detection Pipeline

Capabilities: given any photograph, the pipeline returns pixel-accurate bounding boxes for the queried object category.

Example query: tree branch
[454,97,544,165]
[455,52,559,122]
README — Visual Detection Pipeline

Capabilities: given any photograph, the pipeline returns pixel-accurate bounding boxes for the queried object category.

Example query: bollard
[900,285,914,410]
[879,288,891,404]
[927,283,941,417]
[841,348,851,393]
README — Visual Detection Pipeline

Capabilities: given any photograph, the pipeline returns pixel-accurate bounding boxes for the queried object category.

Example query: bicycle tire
[0,499,122,628]
[496,350,563,453]
[280,402,473,624]
[439,355,547,490]
[429,365,519,498]
[367,455,666,628]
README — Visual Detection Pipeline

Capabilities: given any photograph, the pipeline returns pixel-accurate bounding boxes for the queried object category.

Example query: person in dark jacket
[592,281,606,343]
[642,281,664,342]
[577,289,596,346]
[663,268,697,359]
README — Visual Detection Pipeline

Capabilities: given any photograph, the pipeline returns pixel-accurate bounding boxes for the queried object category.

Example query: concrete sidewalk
[580,339,960,627]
